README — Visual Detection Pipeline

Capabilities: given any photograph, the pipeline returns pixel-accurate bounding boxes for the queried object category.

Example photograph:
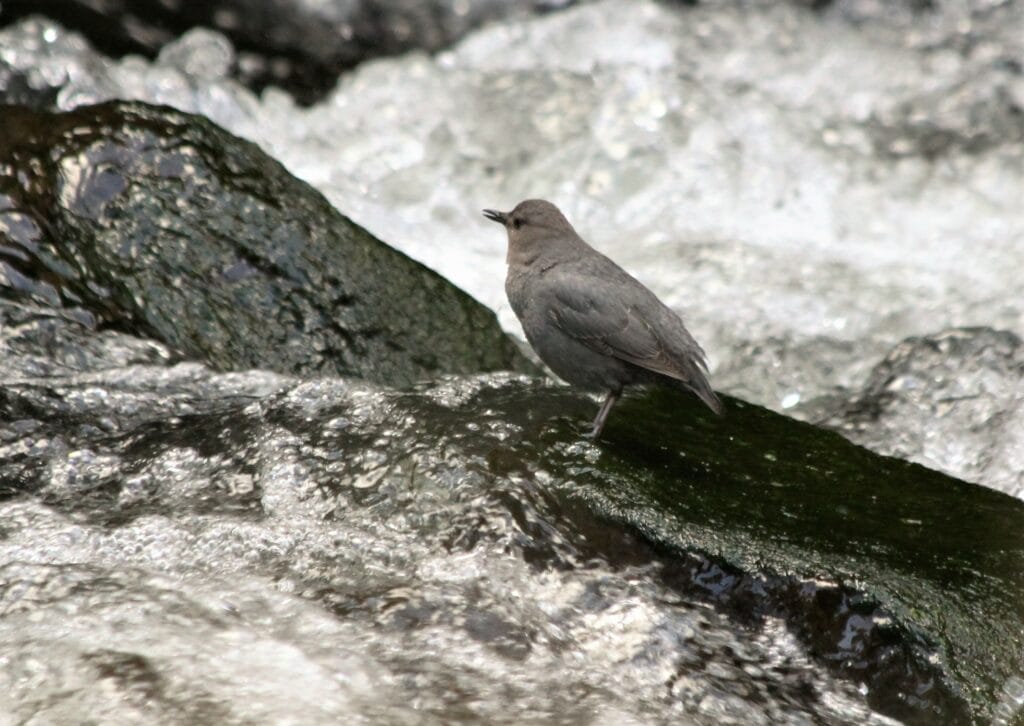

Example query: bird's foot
[569,419,601,440]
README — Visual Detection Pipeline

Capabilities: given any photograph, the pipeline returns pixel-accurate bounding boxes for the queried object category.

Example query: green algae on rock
[521,386,1024,724]
[324,377,1020,723]
[0,100,531,385]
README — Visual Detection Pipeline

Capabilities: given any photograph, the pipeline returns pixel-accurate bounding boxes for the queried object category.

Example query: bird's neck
[506,243,541,267]
[506,233,585,269]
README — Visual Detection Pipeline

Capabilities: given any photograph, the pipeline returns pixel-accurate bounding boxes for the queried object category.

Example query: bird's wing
[547,272,709,382]
[548,271,723,415]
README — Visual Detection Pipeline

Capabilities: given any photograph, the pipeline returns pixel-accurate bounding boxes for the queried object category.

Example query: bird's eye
[512,218,522,229]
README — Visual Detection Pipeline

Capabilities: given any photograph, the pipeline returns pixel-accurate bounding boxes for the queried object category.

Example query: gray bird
[483,199,722,438]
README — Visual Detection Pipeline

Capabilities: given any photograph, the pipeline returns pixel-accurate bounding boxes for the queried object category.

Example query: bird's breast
[504,268,534,321]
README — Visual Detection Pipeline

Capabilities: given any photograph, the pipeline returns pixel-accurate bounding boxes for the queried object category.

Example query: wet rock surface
[0,100,529,386]
[2,303,1022,723]
[0,0,572,105]
[815,327,1024,500]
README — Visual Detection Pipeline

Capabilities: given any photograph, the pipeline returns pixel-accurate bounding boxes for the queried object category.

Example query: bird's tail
[684,372,724,416]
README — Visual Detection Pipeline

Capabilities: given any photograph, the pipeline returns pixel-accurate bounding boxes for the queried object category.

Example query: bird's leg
[588,388,621,439]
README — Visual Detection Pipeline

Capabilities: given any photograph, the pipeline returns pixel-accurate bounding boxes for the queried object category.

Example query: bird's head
[483,199,578,264]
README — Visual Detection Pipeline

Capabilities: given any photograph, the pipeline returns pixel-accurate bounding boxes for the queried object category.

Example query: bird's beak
[482,209,508,225]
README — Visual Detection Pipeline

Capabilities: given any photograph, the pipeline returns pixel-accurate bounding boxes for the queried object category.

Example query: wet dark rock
[815,327,1024,499]
[0,0,574,105]
[1,312,1022,723]
[0,100,530,386]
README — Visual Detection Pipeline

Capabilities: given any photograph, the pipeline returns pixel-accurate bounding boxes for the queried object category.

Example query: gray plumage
[483,199,722,438]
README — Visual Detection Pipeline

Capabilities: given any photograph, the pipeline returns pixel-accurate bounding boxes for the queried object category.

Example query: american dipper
[483,199,722,438]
